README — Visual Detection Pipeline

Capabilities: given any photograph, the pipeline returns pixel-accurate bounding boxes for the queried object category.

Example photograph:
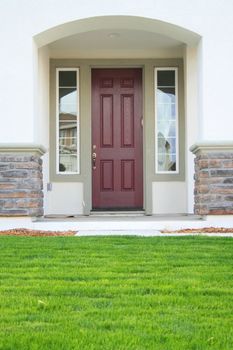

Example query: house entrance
[91,68,143,209]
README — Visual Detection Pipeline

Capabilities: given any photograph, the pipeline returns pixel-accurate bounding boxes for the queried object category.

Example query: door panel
[121,94,134,147]
[92,68,143,209]
[101,95,113,147]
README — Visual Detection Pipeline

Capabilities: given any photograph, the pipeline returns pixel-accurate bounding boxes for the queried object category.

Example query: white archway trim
[34,16,201,48]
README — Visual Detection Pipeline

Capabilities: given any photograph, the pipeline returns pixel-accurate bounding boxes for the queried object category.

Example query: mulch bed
[0,228,76,236]
[161,227,233,234]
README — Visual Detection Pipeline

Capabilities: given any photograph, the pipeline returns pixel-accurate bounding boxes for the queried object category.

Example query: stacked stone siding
[0,154,44,216]
[194,151,233,215]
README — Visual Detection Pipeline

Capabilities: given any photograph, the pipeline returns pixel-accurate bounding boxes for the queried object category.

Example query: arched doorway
[34,16,201,216]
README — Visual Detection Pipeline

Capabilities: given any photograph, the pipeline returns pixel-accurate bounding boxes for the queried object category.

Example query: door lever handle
[92,152,97,170]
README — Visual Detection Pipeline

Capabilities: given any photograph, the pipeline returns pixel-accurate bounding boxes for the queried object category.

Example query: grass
[0,236,233,350]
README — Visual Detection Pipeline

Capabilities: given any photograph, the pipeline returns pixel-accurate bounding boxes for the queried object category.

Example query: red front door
[92,68,143,209]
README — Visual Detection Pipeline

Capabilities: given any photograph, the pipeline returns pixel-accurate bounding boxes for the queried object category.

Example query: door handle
[92,152,97,170]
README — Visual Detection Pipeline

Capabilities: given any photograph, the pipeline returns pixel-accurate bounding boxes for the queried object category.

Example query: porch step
[32,215,206,232]
[1,214,233,233]
[90,210,145,217]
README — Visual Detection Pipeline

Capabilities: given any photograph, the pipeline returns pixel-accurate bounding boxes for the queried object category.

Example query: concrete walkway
[1,214,233,236]
[76,230,233,237]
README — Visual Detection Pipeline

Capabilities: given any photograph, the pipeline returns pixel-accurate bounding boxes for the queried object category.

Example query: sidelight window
[155,68,179,173]
[56,68,80,174]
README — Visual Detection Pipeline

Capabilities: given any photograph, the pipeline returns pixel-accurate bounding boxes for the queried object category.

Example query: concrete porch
[32,213,233,234]
[0,213,233,235]
[34,214,204,236]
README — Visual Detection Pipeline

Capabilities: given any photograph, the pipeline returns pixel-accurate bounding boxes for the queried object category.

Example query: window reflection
[157,88,175,103]
[59,71,76,87]
[59,88,77,114]
[156,69,177,172]
[57,70,78,173]
[157,70,175,86]
[59,118,77,173]
[157,132,176,171]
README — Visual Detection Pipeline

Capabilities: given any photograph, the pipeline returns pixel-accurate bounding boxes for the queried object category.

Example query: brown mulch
[0,228,76,236]
[161,227,233,234]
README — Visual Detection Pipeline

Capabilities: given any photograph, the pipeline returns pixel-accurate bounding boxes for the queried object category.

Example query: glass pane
[59,88,77,114]
[157,129,177,170]
[157,103,176,120]
[157,154,176,172]
[59,87,76,99]
[59,152,77,173]
[157,120,176,138]
[57,69,79,174]
[157,135,170,154]
[171,103,176,118]
[156,69,177,172]
[59,123,77,146]
[59,71,77,87]
[166,137,176,153]
[59,119,77,173]
[167,121,176,137]
[59,113,77,122]
[157,88,175,103]
[170,155,176,171]
[157,70,175,86]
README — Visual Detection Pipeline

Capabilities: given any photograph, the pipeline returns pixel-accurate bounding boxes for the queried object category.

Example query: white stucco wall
[0,0,232,142]
[153,182,187,214]
[0,0,233,215]
[46,183,83,215]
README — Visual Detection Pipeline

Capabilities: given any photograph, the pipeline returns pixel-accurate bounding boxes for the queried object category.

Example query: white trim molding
[56,68,80,175]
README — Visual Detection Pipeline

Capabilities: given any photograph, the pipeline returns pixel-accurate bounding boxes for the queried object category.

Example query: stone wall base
[0,145,45,217]
[190,142,233,215]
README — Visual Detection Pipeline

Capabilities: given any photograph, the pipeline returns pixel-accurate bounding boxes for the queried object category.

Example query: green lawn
[0,236,233,350]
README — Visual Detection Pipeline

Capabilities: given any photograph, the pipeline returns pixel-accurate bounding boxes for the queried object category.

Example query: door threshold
[90,210,145,217]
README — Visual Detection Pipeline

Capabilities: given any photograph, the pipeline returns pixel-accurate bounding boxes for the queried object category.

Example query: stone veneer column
[0,144,46,217]
[190,142,233,215]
